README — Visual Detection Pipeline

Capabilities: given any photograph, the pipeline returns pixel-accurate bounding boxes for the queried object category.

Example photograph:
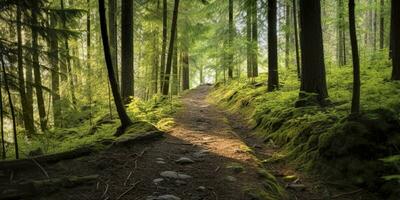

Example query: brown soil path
[4,85,275,200]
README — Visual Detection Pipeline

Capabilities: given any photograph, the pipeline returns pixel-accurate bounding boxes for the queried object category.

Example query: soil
[0,85,376,200]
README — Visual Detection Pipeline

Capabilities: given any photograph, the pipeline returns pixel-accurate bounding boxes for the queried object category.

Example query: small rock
[153,178,164,185]
[175,180,187,185]
[160,171,192,179]
[225,176,237,182]
[157,158,165,161]
[156,161,166,164]
[287,183,306,191]
[175,157,195,164]
[193,150,209,158]
[196,186,206,192]
[146,195,181,200]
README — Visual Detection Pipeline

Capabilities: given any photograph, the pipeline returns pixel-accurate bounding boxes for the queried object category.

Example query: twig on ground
[116,181,141,200]
[331,189,363,199]
[214,166,220,172]
[165,141,193,145]
[31,158,49,178]
[124,171,133,186]
[101,183,109,199]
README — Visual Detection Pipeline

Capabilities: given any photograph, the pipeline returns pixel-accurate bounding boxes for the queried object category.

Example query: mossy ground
[209,64,400,198]
[5,95,181,159]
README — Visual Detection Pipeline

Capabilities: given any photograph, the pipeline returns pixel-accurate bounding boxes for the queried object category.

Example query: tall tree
[87,0,92,125]
[162,0,180,95]
[391,0,400,80]
[17,0,35,135]
[99,0,133,134]
[379,0,384,49]
[160,0,168,92]
[31,2,47,131]
[1,55,18,159]
[267,0,279,91]
[121,0,134,102]
[251,0,258,77]
[285,2,290,69]
[297,0,328,106]
[246,0,252,78]
[0,58,4,159]
[49,13,61,127]
[293,0,301,78]
[109,0,118,84]
[228,0,233,79]
[349,0,361,114]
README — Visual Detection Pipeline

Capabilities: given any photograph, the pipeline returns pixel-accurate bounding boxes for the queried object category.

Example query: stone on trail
[175,157,195,164]
[160,171,192,179]
[225,176,237,182]
[193,150,209,158]
[146,195,181,200]
[156,161,166,164]
[153,178,164,185]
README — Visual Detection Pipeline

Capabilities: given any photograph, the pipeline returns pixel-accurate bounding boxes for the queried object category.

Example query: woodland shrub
[209,63,400,198]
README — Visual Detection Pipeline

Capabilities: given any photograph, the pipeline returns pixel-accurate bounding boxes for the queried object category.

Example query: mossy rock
[113,121,164,146]
[225,162,245,174]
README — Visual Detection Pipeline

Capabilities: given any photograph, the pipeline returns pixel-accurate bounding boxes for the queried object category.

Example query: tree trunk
[160,0,168,92]
[379,0,384,49]
[246,0,253,78]
[49,14,61,128]
[17,0,35,136]
[31,5,47,131]
[172,33,178,95]
[182,50,189,90]
[349,0,361,114]
[109,0,119,85]
[251,0,258,77]
[86,0,93,125]
[293,0,301,78]
[1,56,18,159]
[268,0,279,91]
[391,0,400,80]
[99,0,133,131]
[162,0,180,95]
[228,0,234,79]
[285,3,290,69]
[121,0,134,103]
[297,0,328,106]
[0,57,5,159]
[61,0,77,106]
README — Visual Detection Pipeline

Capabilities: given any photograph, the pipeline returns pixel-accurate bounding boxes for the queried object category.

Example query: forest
[0,0,399,199]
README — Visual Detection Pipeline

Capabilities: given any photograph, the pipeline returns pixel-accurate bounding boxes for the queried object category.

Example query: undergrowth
[209,63,400,198]
[6,95,181,159]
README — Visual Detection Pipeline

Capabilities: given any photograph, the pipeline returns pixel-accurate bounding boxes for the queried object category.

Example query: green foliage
[209,61,400,197]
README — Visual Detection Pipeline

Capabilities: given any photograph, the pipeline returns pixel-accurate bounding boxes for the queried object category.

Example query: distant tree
[391,0,400,80]
[99,0,133,135]
[228,0,233,79]
[121,0,134,103]
[251,0,258,77]
[162,0,180,95]
[246,0,252,78]
[296,0,328,106]
[267,0,279,91]
[293,0,301,78]
[109,0,118,84]
[349,0,361,114]
[160,0,168,92]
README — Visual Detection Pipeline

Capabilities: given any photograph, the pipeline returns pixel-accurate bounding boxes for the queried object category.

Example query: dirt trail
[2,85,375,200]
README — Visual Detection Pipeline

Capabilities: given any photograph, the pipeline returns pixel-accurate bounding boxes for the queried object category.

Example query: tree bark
[391,0,400,80]
[86,0,92,125]
[293,0,301,78]
[251,0,258,77]
[246,0,253,78]
[268,0,279,92]
[17,0,35,136]
[121,0,134,103]
[285,3,290,69]
[379,0,384,49]
[0,56,5,159]
[182,50,189,90]
[297,0,328,106]
[162,0,180,95]
[49,14,61,128]
[349,0,361,114]
[109,0,119,85]
[160,0,168,93]
[31,4,47,131]
[99,0,133,131]
[228,0,234,79]
[1,55,18,159]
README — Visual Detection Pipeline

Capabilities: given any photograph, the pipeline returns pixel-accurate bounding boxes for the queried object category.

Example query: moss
[209,66,400,196]
[226,162,245,173]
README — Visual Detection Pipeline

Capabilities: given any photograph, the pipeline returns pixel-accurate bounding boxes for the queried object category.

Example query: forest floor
[1,85,373,200]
